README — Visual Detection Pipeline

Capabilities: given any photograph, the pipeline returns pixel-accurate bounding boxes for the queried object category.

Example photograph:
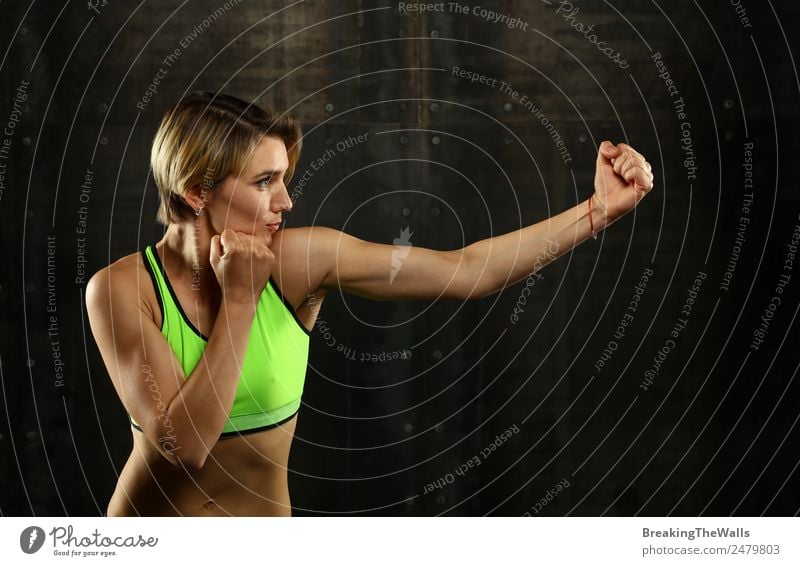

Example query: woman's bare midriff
[107,415,298,517]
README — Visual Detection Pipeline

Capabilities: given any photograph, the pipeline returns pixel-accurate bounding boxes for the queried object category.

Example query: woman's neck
[159,220,220,300]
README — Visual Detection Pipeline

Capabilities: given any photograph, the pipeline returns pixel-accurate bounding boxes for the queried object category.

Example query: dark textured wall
[1,0,798,516]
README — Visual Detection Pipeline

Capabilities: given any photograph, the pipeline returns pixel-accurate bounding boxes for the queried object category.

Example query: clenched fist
[594,141,655,222]
[209,228,275,305]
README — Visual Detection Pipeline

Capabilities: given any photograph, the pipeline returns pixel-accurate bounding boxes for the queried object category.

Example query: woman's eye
[258,176,273,188]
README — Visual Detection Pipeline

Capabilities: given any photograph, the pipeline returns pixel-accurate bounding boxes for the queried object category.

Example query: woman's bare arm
[86,229,273,470]
[310,141,653,300]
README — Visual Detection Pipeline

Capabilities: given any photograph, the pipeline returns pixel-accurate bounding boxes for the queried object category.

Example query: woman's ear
[182,184,205,212]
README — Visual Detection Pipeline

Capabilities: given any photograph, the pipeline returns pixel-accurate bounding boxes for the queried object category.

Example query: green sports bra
[131,244,311,437]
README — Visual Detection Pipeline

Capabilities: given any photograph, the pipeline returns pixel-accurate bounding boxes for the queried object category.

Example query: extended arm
[462,196,607,298]
[464,141,653,296]
[312,141,653,300]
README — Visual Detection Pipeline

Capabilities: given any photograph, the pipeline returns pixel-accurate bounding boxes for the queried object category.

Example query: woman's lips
[266,223,280,232]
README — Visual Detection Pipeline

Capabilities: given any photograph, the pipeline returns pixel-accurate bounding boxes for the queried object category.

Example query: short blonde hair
[150,91,302,225]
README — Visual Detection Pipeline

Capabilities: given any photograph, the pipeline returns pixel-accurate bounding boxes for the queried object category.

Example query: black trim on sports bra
[141,250,165,331]
[129,409,299,438]
[147,243,311,340]
[149,244,210,342]
[219,409,300,437]
[269,275,313,337]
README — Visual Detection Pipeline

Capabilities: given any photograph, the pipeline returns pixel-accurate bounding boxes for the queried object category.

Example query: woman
[86,91,653,516]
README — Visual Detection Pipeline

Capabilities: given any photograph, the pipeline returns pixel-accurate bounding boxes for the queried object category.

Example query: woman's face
[202,135,293,237]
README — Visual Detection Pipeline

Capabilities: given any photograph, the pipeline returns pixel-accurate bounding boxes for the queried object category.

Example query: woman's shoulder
[270,225,336,260]
[86,250,157,318]
[88,250,146,287]
[270,226,314,267]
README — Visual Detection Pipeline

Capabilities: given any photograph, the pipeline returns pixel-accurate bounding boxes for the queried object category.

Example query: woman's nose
[274,183,292,212]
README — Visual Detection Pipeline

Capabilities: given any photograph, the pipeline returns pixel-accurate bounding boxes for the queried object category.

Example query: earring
[195,206,203,217]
